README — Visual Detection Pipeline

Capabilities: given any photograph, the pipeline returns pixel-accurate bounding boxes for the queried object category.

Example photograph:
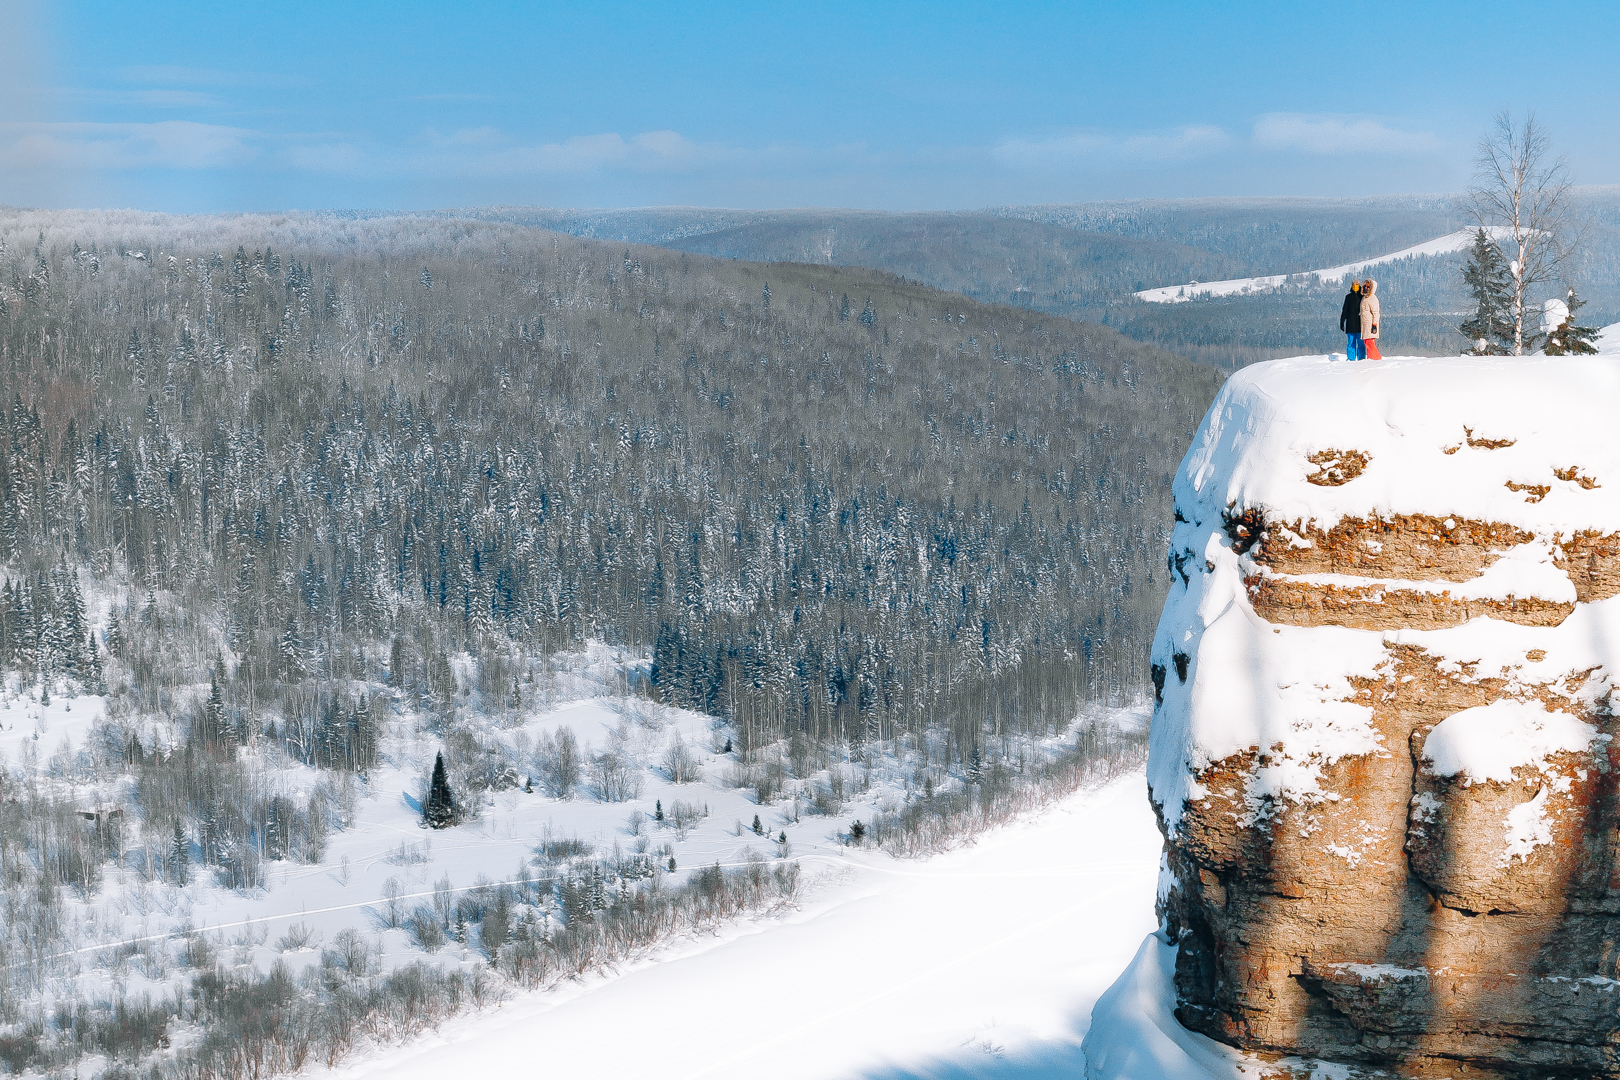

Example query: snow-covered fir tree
[1459,228,1514,354]
[1544,288,1601,354]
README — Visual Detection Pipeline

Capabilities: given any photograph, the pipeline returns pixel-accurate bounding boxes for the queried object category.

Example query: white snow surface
[1149,352,1620,833]
[1596,321,1620,352]
[1543,297,1571,336]
[1134,228,1509,304]
[1421,699,1599,784]
[0,689,108,766]
[1081,935,1264,1079]
[324,773,1164,1080]
[1501,785,1555,867]
[1177,353,1620,536]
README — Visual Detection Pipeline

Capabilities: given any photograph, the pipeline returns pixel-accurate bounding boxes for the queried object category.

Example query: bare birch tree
[1470,110,1576,354]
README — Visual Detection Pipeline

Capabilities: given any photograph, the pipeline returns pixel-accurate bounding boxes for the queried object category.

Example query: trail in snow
[1134,227,1506,303]
[323,773,1162,1080]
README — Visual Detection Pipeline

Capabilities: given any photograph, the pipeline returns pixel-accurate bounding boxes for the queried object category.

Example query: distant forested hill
[462,193,1620,370]
[0,209,1220,760]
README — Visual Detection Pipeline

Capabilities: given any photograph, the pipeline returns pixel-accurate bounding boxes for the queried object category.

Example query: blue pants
[1346,333,1363,360]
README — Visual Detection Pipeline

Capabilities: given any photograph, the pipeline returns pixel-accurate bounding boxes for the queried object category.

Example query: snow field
[322,771,1163,1080]
[1133,228,1510,304]
[0,688,108,768]
[7,640,1142,1078]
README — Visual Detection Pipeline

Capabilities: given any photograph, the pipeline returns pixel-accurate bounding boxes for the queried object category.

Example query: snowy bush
[534,726,582,798]
[662,732,700,783]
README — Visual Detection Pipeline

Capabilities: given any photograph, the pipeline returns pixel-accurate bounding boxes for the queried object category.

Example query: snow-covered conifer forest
[0,208,1212,1078]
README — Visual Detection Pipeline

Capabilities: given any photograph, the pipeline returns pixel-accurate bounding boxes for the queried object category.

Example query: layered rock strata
[1148,354,1620,1077]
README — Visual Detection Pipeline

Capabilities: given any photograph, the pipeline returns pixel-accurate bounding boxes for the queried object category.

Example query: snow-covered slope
[1596,320,1620,352]
[7,636,1157,1079]
[1134,227,1503,304]
[321,774,1163,1080]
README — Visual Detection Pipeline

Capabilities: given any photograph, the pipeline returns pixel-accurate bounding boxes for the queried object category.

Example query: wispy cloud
[0,121,764,181]
[0,121,258,170]
[117,65,292,88]
[393,129,747,178]
[55,88,219,109]
[1251,114,1442,156]
[993,125,1233,168]
[0,114,1454,203]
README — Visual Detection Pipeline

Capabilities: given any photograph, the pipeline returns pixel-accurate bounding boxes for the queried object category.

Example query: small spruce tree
[1544,288,1601,355]
[204,676,227,745]
[654,799,664,822]
[388,635,406,688]
[849,819,866,845]
[170,819,189,885]
[424,751,457,829]
[1459,228,1514,354]
[751,814,763,835]
[86,630,105,693]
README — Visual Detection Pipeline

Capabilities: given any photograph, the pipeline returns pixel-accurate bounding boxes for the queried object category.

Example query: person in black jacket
[1339,280,1364,360]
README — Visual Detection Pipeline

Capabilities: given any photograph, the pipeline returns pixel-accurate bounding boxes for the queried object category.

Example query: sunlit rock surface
[1147,354,1620,1078]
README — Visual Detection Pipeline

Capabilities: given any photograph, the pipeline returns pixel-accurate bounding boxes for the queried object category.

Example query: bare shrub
[811,769,846,816]
[275,921,319,952]
[668,799,706,840]
[324,928,372,977]
[381,876,403,928]
[535,726,581,798]
[180,932,214,970]
[590,724,644,802]
[409,905,446,952]
[662,732,701,783]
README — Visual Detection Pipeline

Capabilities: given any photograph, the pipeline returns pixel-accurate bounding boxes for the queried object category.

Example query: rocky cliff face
[1149,354,1620,1077]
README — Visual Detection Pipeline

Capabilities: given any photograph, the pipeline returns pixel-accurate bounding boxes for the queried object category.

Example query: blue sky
[4,0,1619,212]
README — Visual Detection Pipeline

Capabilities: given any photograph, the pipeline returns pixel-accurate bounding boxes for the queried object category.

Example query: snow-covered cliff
[1096,352,1620,1077]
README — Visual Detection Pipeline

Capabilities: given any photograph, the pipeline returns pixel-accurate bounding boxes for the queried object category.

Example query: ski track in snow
[321,773,1162,1080]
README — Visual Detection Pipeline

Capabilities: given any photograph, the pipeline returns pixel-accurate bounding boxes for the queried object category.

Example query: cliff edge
[1132,353,1620,1077]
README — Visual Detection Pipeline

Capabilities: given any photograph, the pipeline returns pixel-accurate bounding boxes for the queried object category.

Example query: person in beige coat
[1359,279,1381,358]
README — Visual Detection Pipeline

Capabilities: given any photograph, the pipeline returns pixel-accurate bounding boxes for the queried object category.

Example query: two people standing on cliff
[1339,279,1381,359]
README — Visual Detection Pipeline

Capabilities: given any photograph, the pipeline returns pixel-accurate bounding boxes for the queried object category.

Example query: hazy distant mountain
[438,193,1620,369]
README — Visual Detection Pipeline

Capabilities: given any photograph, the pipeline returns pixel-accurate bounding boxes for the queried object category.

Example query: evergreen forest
[0,210,1220,754]
[0,208,1219,1078]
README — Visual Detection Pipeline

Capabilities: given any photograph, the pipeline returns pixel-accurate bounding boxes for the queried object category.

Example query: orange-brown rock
[1245,573,1574,629]
[1160,514,1620,1077]
[1143,353,1620,1080]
